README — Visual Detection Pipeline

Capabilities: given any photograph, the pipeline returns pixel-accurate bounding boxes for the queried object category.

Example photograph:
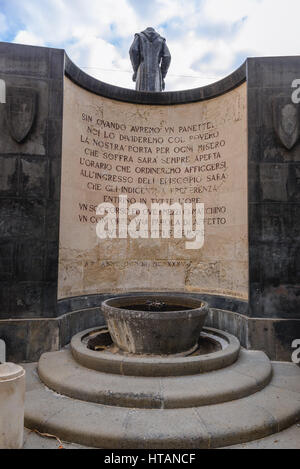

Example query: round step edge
[71,327,241,377]
[24,371,300,449]
[37,348,272,409]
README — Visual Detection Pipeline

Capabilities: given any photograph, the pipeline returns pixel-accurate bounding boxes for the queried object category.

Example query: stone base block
[0,363,25,449]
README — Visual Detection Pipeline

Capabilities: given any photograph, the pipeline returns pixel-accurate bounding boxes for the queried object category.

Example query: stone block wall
[0,43,64,323]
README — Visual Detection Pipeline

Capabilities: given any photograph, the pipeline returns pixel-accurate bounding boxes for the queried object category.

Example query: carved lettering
[58,78,248,300]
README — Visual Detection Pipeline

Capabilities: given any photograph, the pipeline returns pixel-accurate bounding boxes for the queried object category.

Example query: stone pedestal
[23,329,300,448]
[0,363,25,449]
[0,42,299,364]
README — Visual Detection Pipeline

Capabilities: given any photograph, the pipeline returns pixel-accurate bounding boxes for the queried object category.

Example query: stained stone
[0,41,299,363]
[0,363,25,449]
[0,340,5,363]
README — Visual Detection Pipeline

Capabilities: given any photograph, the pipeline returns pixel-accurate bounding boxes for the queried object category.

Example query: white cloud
[14,30,45,47]
[10,0,140,44]
[234,0,300,57]
[67,35,133,89]
[3,0,300,91]
[0,13,8,35]
[203,0,259,24]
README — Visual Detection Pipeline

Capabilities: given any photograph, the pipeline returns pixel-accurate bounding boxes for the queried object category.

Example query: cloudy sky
[0,0,300,91]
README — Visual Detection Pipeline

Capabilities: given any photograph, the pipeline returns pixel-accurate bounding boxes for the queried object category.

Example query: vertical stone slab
[0,363,25,449]
[59,79,248,300]
[0,44,298,362]
[247,57,300,328]
[0,43,64,361]
[0,79,5,103]
[0,339,5,363]
[0,43,64,324]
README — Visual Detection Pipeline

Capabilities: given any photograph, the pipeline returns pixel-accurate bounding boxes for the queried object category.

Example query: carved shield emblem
[273,97,299,150]
[5,87,37,143]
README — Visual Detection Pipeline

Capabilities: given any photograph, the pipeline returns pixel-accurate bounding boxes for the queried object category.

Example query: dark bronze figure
[129,27,171,92]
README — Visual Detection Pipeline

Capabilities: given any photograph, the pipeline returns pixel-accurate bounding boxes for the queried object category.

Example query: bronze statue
[129,27,171,92]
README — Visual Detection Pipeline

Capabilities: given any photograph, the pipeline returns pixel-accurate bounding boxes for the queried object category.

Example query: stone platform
[71,327,240,377]
[22,327,300,449]
[22,425,300,450]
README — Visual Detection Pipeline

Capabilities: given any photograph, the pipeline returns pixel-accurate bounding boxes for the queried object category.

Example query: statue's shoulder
[132,33,141,42]
[157,34,166,43]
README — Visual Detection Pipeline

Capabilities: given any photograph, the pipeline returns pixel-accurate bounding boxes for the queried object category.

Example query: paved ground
[23,428,91,449]
[23,424,300,449]
[226,423,300,449]
[21,359,300,449]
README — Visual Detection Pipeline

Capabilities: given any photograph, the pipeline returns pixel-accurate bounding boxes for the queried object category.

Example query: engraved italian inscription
[58,78,248,300]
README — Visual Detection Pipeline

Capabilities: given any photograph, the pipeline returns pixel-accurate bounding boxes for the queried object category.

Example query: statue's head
[145,27,155,32]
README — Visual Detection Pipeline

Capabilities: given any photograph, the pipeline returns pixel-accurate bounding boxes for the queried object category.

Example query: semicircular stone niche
[58,77,248,300]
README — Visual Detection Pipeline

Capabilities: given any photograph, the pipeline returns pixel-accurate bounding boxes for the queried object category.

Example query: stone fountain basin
[101,295,209,356]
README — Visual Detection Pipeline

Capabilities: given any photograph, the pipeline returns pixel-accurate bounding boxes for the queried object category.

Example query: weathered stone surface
[101,295,209,355]
[23,360,300,449]
[71,327,240,377]
[0,43,49,78]
[248,56,300,320]
[0,319,59,363]
[0,42,64,325]
[64,53,246,105]
[0,199,45,239]
[0,241,15,281]
[59,77,248,300]
[0,363,25,449]
[208,307,300,361]
[0,156,19,197]
[0,339,5,363]
[23,427,88,449]
[0,78,48,155]
[22,423,300,450]
[37,347,271,409]
[20,157,49,198]
[0,42,299,363]
[226,424,300,449]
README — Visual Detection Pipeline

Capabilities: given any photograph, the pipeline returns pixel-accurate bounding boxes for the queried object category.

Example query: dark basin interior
[84,328,222,356]
[119,303,197,312]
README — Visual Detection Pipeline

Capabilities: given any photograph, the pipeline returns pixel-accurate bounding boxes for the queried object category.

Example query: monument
[0,37,299,448]
[130,27,171,91]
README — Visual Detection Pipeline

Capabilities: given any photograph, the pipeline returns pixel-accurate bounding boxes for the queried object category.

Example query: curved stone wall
[65,55,246,105]
[58,61,248,300]
[1,43,299,363]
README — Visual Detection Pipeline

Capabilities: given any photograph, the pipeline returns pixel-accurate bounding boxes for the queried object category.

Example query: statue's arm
[161,41,171,79]
[129,34,140,81]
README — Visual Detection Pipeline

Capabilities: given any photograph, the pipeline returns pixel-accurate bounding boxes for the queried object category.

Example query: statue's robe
[129,28,171,92]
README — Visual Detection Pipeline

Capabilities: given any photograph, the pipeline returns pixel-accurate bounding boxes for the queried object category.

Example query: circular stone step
[38,348,272,409]
[24,362,300,449]
[71,327,240,377]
